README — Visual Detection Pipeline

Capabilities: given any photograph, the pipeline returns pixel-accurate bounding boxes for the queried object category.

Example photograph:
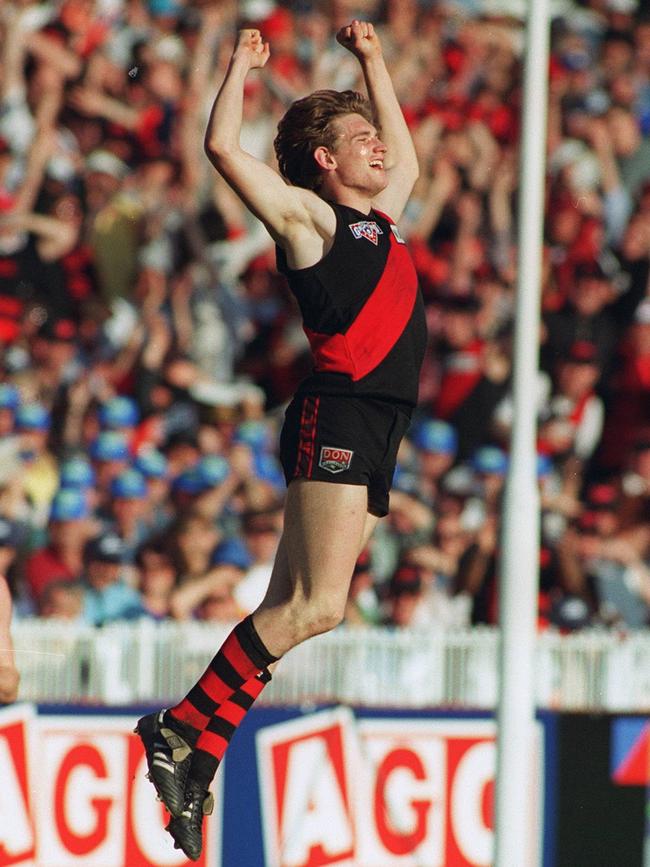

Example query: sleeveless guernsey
[276,202,426,408]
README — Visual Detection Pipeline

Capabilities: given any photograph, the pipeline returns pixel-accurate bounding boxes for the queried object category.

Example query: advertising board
[0,704,552,867]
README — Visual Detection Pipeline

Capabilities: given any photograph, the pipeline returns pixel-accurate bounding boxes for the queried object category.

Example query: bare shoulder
[293,187,337,237]
[281,187,337,270]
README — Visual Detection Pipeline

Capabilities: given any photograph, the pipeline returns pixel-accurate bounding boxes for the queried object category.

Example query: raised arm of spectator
[454,518,497,603]
[488,150,516,277]
[0,211,78,261]
[450,191,483,293]
[180,6,229,200]
[1,7,27,101]
[586,118,633,247]
[404,157,458,241]
[23,30,82,81]
[338,20,419,221]
[11,75,65,217]
[169,568,239,621]
[0,575,19,704]
[68,86,139,130]
[466,123,499,193]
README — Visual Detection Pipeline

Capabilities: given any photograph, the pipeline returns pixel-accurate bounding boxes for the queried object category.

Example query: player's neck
[331,191,373,215]
[320,179,373,216]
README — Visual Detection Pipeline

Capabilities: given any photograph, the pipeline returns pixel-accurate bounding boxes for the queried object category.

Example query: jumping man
[136,19,426,860]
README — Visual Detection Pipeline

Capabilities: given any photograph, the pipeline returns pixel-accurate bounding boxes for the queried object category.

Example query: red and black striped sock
[189,669,272,789]
[165,615,277,733]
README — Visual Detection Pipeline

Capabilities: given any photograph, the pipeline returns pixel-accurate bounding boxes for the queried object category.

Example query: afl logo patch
[349,221,383,245]
[390,223,406,244]
[319,446,354,473]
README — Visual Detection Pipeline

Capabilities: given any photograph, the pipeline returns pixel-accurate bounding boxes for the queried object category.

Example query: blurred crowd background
[1,0,650,633]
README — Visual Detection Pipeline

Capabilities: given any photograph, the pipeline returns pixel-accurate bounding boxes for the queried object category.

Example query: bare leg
[252,479,375,657]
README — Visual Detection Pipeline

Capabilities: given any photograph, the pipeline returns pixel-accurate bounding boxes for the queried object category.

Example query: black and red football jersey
[277,202,427,407]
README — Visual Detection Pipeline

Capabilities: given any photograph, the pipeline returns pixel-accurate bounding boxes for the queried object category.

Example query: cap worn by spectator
[110,469,147,499]
[585,482,619,510]
[232,420,273,453]
[0,517,19,548]
[410,419,458,455]
[172,467,206,496]
[537,453,554,478]
[135,449,168,479]
[15,403,51,431]
[99,396,140,429]
[198,455,230,488]
[549,594,592,631]
[90,431,130,462]
[148,0,183,18]
[84,532,126,564]
[391,466,428,502]
[633,434,650,453]
[211,538,253,571]
[633,299,650,325]
[472,446,509,475]
[0,384,20,411]
[563,340,600,365]
[578,510,600,533]
[253,453,285,490]
[39,318,78,343]
[389,564,423,596]
[574,261,611,282]
[50,489,90,522]
[438,294,482,314]
[0,297,23,344]
[59,457,96,489]
[85,150,130,180]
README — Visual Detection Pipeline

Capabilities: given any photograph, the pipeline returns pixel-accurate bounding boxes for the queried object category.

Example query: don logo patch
[349,221,383,245]
[319,446,354,473]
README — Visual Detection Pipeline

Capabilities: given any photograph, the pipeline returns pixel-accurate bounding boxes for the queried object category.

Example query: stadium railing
[12,620,650,711]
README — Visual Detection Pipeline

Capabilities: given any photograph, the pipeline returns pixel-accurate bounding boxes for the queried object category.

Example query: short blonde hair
[273,89,374,190]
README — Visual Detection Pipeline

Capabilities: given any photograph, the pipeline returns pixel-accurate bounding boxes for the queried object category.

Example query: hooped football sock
[189,669,272,789]
[166,615,278,732]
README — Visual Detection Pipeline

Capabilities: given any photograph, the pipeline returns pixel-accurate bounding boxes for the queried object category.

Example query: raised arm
[204,30,330,267]
[337,20,419,221]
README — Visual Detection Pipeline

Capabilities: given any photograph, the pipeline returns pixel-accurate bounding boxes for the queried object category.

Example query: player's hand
[336,20,382,59]
[234,29,270,69]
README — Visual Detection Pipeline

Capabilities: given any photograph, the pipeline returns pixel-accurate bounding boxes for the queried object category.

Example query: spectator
[383,563,426,629]
[38,579,85,621]
[343,549,382,626]
[134,448,173,532]
[81,532,145,627]
[104,469,151,561]
[561,504,650,629]
[408,418,459,504]
[170,537,251,623]
[0,0,647,640]
[233,505,283,616]
[15,402,58,523]
[167,513,221,584]
[135,538,178,621]
[23,488,94,606]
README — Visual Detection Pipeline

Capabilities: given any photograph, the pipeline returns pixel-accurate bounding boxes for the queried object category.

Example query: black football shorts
[279,394,412,517]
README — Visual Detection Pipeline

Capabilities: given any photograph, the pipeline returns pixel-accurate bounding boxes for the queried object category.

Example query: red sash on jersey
[303,226,418,381]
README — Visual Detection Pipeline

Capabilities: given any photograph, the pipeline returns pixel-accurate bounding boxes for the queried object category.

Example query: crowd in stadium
[0,0,649,633]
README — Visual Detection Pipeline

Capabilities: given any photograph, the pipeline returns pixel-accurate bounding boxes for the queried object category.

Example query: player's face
[330,114,388,196]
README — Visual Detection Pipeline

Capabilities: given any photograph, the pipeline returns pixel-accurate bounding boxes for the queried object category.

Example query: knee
[296,601,345,642]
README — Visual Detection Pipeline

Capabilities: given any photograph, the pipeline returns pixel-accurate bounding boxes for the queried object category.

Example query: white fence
[11,619,650,712]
